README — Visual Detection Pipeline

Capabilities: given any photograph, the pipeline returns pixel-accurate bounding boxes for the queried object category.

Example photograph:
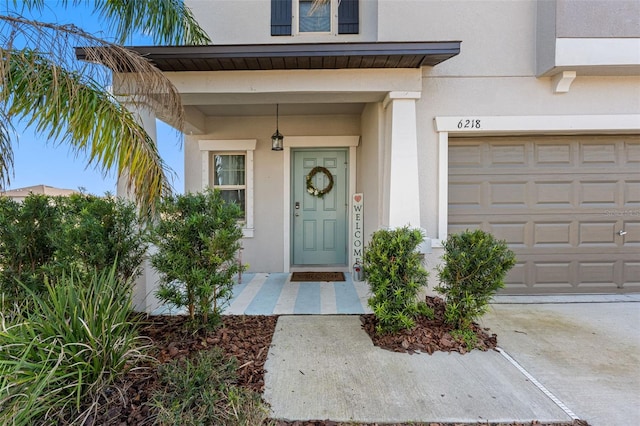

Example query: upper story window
[299,0,330,33]
[271,0,359,37]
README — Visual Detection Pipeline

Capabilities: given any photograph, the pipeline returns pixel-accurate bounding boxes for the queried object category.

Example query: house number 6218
[457,119,482,129]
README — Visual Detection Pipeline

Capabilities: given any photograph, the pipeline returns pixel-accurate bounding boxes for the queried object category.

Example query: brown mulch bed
[361,296,497,354]
[88,297,585,426]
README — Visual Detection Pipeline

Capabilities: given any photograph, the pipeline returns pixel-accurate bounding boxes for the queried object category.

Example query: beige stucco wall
[185,0,379,44]
[185,114,361,272]
[555,0,640,38]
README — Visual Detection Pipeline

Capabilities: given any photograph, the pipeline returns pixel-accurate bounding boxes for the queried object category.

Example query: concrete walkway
[264,315,571,424]
[264,300,640,425]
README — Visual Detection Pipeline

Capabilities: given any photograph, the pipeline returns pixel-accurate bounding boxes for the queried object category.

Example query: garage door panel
[533,262,573,285]
[449,144,481,167]
[579,181,618,206]
[623,262,640,286]
[488,222,527,246]
[449,135,640,294]
[505,262,527,287]
[581,143,617,164]
[447,223,482,235]
[490,182,527,206]
[448,182,482,207]
[623,221,640,245]
[489,144,527,165]
[625,181,640,205]
[535,182,573,206]
[534,223,572,246]
[578,222,617,245]
[535,143,572,165]
[626,142,640,163]
[579,262,617,283]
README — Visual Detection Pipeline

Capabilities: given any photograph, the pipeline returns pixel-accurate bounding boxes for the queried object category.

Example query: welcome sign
[352,193,364,265]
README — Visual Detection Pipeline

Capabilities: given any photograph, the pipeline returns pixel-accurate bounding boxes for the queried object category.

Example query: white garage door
[448,135,640,294]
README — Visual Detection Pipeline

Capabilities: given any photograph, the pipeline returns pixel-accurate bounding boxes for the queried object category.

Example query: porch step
[224,273,372,315]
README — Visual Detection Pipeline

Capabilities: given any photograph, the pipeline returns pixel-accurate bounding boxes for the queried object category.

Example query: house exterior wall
[184,113,361,272]
[178,0,639,270]
[119,0,639,307]
[186,0,379,43]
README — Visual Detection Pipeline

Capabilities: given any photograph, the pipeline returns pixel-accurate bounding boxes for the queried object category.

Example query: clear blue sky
[5,2,185,195]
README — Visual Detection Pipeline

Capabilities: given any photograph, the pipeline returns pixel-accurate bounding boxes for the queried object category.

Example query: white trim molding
[551,70,576,93]
[434,115,640,135]
[434,114,640,244]
[556,38,640,68]
[199,139,257,238]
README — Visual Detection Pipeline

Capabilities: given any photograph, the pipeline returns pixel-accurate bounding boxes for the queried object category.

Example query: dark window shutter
[338,0,359,34]
[271,0,292,36]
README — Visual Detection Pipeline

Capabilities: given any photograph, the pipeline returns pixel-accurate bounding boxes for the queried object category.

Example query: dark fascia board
[76,41,461,71]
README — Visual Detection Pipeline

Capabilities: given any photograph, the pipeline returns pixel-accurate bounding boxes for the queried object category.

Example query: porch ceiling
[82,41,461,72]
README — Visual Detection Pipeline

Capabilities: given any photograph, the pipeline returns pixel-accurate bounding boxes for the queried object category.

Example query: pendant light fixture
[271,104,284,151]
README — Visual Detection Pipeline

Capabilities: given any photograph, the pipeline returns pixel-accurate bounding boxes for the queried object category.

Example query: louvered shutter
[271,0,292,36]
[338,0,359,34]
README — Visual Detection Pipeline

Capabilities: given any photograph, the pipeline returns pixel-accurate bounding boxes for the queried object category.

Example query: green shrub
[150,348,270,426]
[151,189,245,328]
[51,194,148,282]
[435,229,517,330]
[363,226,432,334]
[0,194,59,295]
[0,264,149,425]
[0,193,148,300]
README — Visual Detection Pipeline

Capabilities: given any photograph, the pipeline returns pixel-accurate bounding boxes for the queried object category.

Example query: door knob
[617,230,627,236]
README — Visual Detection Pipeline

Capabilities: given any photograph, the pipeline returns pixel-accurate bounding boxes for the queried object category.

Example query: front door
[292,149,348,265]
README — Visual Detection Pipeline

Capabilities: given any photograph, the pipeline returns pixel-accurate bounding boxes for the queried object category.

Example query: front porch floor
[224,273,373,315]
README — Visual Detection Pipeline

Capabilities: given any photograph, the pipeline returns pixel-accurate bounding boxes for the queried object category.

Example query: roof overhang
[76,41,461,72]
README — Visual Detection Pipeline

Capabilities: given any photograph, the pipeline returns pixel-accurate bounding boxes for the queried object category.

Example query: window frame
[294,0,337,36]
[199,139,256,238]
[211,152,247,221]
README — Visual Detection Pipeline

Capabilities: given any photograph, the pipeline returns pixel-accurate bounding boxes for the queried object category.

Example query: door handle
[617,230,627,236]
[294,201,300,217]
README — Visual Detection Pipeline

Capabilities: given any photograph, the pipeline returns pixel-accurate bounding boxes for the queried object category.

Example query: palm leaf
[93,0,211,45]
[0,114,15,188]
[2,48,170,215]
[0,2,210,213]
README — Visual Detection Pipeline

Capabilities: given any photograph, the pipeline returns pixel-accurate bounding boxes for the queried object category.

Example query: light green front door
[292,149,348,265]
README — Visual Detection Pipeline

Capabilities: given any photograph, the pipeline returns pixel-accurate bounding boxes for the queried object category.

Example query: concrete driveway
[481,297,640,426]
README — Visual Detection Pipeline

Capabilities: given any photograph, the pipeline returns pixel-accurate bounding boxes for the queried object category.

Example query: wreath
[306,166,334,198]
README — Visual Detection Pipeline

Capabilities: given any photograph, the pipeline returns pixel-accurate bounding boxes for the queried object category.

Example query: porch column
[383,91,421,228]
[120,98,162,314]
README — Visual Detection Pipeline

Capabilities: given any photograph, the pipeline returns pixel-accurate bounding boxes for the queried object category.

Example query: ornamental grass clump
[0,264,150,426]
[436,229,516,331]
[150,348,270,426]
[363,227,433,334]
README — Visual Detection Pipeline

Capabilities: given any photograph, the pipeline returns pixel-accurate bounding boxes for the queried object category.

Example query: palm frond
[2,48,170,215]
[0,10,204,212]
[0,114,15,189]
[93,0,211,45]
